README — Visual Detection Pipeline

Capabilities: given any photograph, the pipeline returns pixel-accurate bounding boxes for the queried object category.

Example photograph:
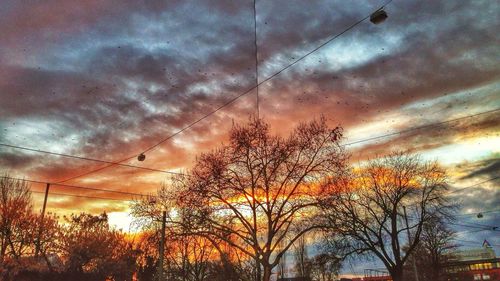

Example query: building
[362,269,392,281]
[445,240,500,281]
[339,269,392,281]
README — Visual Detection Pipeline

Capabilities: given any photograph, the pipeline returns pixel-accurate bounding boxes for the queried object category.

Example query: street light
[370,9,388,24]
[138,153,146,161]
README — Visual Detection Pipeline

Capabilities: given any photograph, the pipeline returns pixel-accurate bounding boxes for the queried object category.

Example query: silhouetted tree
[404,217,456,281]
[319,152,451,281]
[293,235,311,278]
[33,212,61,271]
[59,212,138,281]
[174,118,347,281]
[309,253,340,281]
[0,176,35,263]
[135,231,159,281]
[132,201,250,281]
[0,177,61,280]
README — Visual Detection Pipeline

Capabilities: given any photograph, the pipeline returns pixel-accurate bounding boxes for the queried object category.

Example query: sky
[0,0,499,276]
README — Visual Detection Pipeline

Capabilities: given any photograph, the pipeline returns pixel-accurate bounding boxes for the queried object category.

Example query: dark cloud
[347,110,500,161]
[0,151,35,170]
[461,158,500,180]
[0,0,498,218]
[447,156,500,252]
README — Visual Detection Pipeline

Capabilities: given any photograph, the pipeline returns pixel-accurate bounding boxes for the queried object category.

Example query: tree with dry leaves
[319,152,451,281]
[173,117,347,281]
[0,176,36,264]
[59,212,138,281]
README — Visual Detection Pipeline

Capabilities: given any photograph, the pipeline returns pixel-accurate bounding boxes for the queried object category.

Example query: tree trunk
[390,266,404,281]
[262,265,272,281]
[255,257,262,281]
[0,234,6,264]
[182,242,187,281]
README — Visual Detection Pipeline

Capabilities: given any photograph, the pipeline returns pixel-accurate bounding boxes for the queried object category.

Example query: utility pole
[158,210,167,281]
[403,206,420,281]
[35,183,50,258]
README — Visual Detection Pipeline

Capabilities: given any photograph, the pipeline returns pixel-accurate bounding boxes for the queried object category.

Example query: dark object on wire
[370,9,388,24]
[477,213,483,218]
[137,153,146,161]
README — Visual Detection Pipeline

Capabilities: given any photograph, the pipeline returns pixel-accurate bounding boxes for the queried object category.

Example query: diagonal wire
[253,0,259,118]
[342,108,500,147]
[0,143,187,176]
[447,176,500,195]
[0,175,154,198]
[31,190,134,202]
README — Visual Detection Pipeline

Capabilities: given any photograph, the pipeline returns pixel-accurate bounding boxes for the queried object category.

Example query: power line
[461,221,500,229]
[0,143,187,176]
[4,175,498,220]
[451,222,499,230]
[140,0,393,155]
[53,0,394,184]
[2,0,495,197]
[31,190,134,202]
[0,175,154,198]
[14,178,500,217]
[452,239,500,247]
[1,108,498,200]
[447,176,500,195]
[5,0,496,185]
[3,106,498,183]
[453,238,478,244]
[5,105,498,186]
[449,222,500,232]
[342,108,500,147]
[1,109,497,204]
[460,229,493,234]
[456,208,500,217]
[52,107,500,184]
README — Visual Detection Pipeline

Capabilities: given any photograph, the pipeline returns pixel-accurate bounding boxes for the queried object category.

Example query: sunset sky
[0,0,499,275]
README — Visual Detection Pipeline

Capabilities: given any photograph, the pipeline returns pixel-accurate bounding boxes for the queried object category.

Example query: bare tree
[278,236,288,279]
[319,152,451,281]
[405,217,456,281]
[0,175,35,263]
[293,234,310,278]
[173,118,347,281]
[309,253,340,281]
[132,190,251,281]
[166,233,218,281]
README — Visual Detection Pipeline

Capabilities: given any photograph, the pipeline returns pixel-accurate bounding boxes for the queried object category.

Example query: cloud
[0,0,499,215]
[346,109,500,161]
[447,155,500,253]
[460,158,500,180]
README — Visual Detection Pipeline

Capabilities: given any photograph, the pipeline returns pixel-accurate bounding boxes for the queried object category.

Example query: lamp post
[149,198,167,281]
[403,206,420,281]
[35,183,50,258]
[158,209,167,281]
